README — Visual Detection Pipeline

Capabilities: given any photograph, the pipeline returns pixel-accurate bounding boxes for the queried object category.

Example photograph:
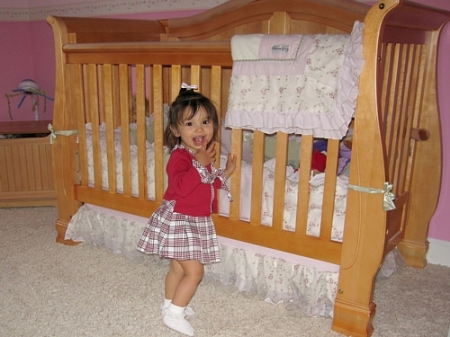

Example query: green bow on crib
[47,123,78,144]
[348,182,396,211]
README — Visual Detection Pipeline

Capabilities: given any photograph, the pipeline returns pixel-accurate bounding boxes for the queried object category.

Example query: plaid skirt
[136,200,220,264]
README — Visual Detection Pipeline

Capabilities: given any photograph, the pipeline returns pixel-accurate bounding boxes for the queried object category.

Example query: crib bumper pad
[225,21,364,139]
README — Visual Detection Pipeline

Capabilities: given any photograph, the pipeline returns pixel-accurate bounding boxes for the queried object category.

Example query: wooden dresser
[0,120,57,207]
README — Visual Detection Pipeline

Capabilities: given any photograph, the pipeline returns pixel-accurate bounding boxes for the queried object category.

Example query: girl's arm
[224,153,237,179]
[213,153,236,192]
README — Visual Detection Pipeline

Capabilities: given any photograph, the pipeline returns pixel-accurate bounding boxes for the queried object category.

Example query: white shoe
[162,310,195,336]
[161,305,195,318]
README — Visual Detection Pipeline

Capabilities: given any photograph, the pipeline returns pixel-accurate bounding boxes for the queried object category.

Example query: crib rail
[62,41,351,264]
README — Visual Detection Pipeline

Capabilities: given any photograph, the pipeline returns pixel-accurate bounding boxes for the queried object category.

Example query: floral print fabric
[226,21,365,139]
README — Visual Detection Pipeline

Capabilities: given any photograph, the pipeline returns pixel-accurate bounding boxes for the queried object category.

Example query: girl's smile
[171,107,214,153]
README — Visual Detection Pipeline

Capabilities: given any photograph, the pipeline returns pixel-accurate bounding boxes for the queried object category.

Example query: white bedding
[65,204,400,318]
[84,122,349,242]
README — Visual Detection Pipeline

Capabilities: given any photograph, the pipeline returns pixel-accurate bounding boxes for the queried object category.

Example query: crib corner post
[52,133,82,245]
[331,182,386,337]
[331,244,380,337]
[397,239,429,269]
[48,15,83,245]
[332,300,375,337]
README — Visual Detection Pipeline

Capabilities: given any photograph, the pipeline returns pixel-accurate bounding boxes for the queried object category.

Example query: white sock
[163,304,195,336]
[163,298,171,309]
[162,299,195,317]
[168,303,184,315]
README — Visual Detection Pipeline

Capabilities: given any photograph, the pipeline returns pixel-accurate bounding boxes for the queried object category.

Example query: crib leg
[398,239,428,268]
[55,219,79,246]
[332,300,375,337]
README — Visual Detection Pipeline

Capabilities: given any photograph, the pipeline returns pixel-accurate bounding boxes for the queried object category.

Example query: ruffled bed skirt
[65,204,400,318]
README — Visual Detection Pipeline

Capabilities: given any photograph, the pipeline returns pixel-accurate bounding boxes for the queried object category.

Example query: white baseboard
[427,238,450,267]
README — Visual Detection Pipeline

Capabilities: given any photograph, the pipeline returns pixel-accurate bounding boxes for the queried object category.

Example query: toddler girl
[137,84,236,336]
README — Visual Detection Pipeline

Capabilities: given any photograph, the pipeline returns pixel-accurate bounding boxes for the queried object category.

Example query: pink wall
[409,0,450,242]
[429,22,450,241]
[0,0,449,242]
[1,22,39,121]
[0,10,203,122]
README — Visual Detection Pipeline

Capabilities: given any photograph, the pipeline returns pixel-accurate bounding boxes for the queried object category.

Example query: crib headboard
[163,0,368,40]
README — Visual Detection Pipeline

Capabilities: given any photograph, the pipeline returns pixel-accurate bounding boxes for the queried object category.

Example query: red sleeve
[213,178,222,190]
[166,150,202,197]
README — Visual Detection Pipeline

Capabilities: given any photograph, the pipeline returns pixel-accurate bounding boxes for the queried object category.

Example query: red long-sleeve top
[163,148,222,216]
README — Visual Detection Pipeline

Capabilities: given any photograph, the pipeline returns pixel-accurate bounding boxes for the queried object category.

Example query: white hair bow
[181,83,198,90]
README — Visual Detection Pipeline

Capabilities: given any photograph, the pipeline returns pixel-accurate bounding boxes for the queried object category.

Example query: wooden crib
[47,0,449,336]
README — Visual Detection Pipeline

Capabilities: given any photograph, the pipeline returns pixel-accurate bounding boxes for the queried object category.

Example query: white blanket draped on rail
[225,21,364,139]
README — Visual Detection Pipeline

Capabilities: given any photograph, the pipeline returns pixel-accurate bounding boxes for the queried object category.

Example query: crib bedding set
[47,1,449,336]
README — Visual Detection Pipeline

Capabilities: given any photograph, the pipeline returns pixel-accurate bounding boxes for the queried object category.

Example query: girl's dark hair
[164,88,220,150]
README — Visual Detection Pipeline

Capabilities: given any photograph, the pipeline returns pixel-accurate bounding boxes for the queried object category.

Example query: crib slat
[119,64,132,196]
[385,44,401,165]
[136,64,147,200]
[112,65,121,130]
[153,64,165,202]
[72,64,88,187]
[320,139,339,241]
[190,65,201,90]
[272,132,288,231]
[98,66,106,125]
[210,66,223,170]
[296,135,313,235]
[250,131,264,225]
[229,129,242,221]
[380,43,393,127]
[171,65,182,103]
[85,64,103,190]
[103,64,118,194]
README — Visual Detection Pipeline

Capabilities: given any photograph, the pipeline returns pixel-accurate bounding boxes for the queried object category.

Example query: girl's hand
[224,153,237,178]
[195,142,216,167]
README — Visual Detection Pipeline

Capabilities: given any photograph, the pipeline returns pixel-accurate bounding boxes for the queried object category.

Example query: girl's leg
[171,259,204,307]
[163,260,204,336]
[165,259,185,301]
[162,260,196,317]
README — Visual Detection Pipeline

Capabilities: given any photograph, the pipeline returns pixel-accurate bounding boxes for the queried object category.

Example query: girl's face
[170,106,214,153]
